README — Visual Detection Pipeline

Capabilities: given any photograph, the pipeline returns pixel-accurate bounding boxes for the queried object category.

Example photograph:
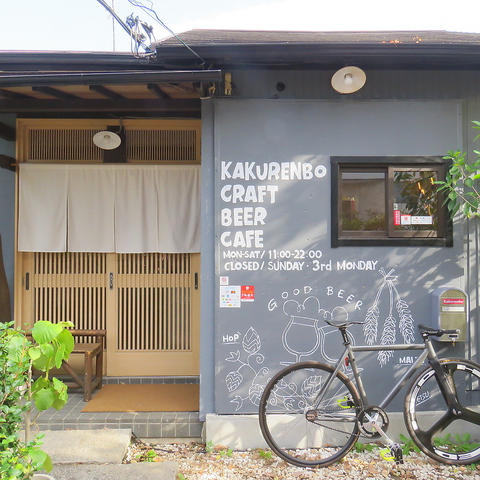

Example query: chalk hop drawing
[224,298,355,410]
[363,268,416,366]
[225,327,268,411]
[282,296,352,365]
[263,370,324,417]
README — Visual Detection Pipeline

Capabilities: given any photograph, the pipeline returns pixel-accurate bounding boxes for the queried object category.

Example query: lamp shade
[93,131,122,150]
[331,66,367,94]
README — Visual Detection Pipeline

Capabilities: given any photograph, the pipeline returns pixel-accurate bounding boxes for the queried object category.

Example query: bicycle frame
[318,327,435,411]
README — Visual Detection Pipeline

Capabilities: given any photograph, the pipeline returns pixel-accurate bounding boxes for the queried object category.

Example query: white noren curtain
[18,164,200,253]
[18,165,68,252]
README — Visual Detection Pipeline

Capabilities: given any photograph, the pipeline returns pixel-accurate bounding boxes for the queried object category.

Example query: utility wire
[96,0,154,56]
[127,0,206,65]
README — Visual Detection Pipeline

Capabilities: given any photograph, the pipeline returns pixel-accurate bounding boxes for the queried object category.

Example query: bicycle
[259,318,480,468]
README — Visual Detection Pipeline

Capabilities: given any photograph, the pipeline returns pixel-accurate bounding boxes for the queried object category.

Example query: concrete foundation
[205,412,480,450]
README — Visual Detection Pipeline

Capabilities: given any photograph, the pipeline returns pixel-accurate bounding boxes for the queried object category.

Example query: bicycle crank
[357,406,389,439]
[358,407,404,465]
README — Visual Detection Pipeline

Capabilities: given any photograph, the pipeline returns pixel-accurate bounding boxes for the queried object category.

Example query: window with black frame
[331,157,452,247]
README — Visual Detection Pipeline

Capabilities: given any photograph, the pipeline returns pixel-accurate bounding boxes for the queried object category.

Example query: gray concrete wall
[209,99,464,414]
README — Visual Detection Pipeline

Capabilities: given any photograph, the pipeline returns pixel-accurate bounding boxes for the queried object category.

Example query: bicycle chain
[308,406,384,440]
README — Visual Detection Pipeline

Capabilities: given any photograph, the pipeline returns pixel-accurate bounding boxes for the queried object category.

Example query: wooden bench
[60,329,106,402]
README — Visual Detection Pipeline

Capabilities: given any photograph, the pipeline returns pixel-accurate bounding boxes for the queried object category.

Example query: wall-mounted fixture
[93,131,122,150]
[93,121,127,162]
[224,72,233,96]
[331,66,366,94]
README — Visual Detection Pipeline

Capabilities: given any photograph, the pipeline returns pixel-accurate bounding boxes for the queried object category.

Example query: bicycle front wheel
[405,358,480,465]
[259,361,361,468]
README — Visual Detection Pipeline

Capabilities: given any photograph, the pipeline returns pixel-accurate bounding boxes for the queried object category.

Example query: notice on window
[411,216,433,225]
[393,210,401,225]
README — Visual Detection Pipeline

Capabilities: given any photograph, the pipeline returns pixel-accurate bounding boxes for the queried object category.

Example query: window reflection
[393,170,438,232]
[340,171,386,234]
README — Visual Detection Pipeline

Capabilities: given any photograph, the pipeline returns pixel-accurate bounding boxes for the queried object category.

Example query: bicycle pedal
[379,448,394,461]
[379,445,404,464]
[390,444,404,465]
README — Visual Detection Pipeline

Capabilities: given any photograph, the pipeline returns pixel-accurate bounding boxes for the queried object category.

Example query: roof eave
[0,70,222,88]
[154,43,480,69]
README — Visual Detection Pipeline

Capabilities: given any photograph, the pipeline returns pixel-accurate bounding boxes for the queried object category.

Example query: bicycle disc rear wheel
[259,361,360,468]
[405,358,480,465]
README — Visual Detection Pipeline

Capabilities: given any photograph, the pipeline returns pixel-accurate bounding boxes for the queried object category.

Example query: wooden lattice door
[111,252,200,376]
[18,252,200,376]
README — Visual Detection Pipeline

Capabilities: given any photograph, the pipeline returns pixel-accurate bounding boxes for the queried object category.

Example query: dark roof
[153,29,480,69]
[156,29,480,46]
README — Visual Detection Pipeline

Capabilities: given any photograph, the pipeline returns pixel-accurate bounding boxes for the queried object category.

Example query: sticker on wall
[220,285,241,308]
[220,276,229,286]
[241,285,255,302]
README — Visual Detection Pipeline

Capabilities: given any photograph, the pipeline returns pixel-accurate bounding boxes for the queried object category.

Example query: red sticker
[442,298,464,305]
[241,285,255,302]
[393,210,401,225]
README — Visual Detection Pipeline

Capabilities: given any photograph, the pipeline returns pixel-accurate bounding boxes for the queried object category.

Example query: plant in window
[396,172,437,216]
[363,210,386,231]
[436,121,480,217]
[341,210,364,231]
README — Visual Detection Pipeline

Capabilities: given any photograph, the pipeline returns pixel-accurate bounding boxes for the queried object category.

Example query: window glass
[331,157,451,247]
[392,169,439,234]
[340,171,386,235]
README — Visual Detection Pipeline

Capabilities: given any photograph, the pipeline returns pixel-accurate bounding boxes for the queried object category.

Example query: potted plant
[0,320,74,480]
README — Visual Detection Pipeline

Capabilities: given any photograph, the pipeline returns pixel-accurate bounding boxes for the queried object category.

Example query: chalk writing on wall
[219,160,328,281]
[222,269,417,411]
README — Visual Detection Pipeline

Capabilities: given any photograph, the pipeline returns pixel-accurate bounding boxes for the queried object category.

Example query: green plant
[257,448,273,460]
[0,320,74,479]
[436,121,480,217]
[398,434,420,456]
[135,448,158,462]
[205,440,214,453]
[341,210,385,232]
[363,210,386,231]
[218,447,233,457]
[434,433,480,453]
[204,441,233,458]
[353,441,376,453]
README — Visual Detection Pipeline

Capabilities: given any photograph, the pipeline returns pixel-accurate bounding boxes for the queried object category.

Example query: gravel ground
[124,438,480,480]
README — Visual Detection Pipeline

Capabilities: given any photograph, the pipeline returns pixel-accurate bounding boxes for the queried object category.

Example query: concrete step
[37,429,177,480]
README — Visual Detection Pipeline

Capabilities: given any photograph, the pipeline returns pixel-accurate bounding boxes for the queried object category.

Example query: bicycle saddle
[324,306,365,328]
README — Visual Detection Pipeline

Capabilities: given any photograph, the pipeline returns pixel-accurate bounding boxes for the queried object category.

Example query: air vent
[29,129,103,162]
[126,129,199,162]
[20,120,201,164]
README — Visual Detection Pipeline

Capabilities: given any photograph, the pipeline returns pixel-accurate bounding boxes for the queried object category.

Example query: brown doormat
[81,383,199,412]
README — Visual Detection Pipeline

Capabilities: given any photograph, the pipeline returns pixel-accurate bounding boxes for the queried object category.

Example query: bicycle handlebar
[418,324,460,338]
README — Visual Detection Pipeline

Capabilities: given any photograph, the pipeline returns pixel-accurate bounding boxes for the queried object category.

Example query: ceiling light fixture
[331,66,367,94]
[93,131,122,150]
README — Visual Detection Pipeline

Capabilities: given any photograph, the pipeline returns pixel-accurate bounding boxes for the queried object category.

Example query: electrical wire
[127,0,206,65]
[96,0,155,58]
